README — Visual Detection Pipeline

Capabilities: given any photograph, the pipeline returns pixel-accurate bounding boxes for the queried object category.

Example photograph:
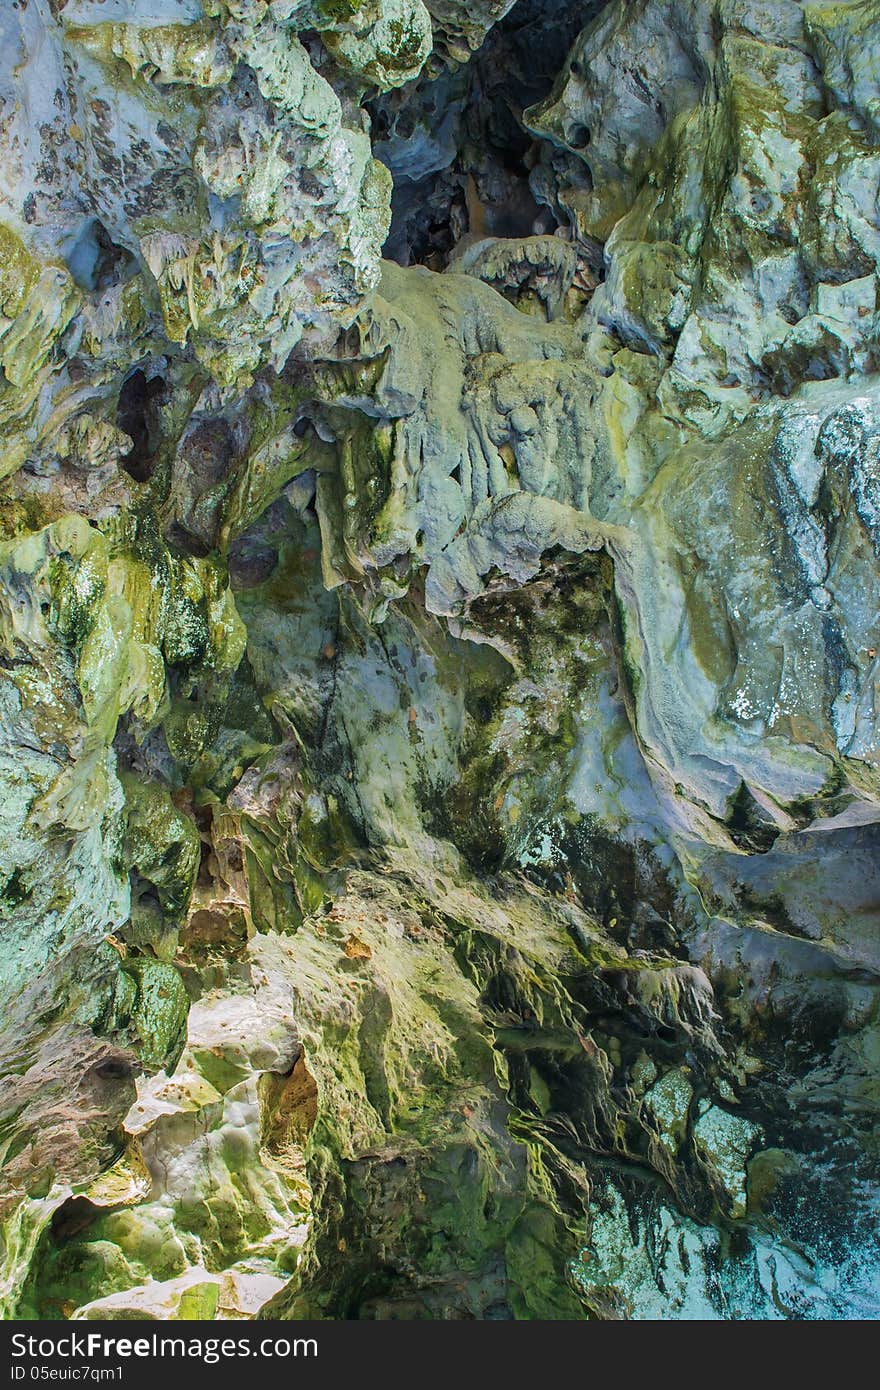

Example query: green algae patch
[0,225,40,319]
[121,959,189,1072]
[121,772,200,955]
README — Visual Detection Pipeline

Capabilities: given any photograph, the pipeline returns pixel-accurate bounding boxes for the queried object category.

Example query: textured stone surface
[1,0,880,1322]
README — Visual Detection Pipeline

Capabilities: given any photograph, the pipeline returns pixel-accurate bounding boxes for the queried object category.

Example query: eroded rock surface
[1,0,879,1321]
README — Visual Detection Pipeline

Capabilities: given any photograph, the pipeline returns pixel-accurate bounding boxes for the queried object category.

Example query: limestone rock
[2,0,880,1325]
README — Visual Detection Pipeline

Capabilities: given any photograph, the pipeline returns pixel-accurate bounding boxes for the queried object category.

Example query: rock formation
[1,0,879,1320]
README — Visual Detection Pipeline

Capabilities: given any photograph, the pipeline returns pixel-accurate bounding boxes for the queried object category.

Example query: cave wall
[1,0,879,1320]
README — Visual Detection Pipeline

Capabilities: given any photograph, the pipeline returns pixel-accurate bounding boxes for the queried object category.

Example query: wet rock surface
[1,0,879,1320]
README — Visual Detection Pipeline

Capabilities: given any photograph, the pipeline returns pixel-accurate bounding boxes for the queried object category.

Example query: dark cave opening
[373,0,601,269]
[116,367,167,483]
[50,1195,103,1242]
[66,218,138,293]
